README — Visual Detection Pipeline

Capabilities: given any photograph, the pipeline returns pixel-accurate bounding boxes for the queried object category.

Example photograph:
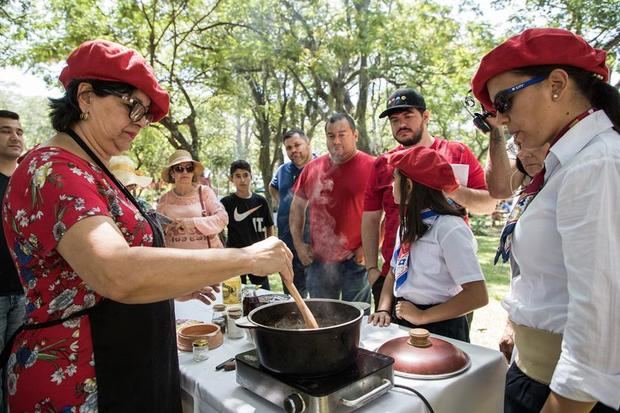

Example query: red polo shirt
[293,151,375,263]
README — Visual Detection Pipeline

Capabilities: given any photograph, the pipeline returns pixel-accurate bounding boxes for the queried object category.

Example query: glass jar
[192,339,209,362]
[212,304,227,335]
[241,285,261,316]
[226,307,244,339]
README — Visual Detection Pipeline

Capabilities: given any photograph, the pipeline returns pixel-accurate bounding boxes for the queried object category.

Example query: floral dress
[2,147,154,412]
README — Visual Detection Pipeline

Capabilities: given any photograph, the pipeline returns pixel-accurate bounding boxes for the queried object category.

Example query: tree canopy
[1,0,618,199]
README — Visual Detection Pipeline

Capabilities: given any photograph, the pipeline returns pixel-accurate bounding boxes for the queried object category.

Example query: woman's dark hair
[398,171,466,245]
[514,65,620,131]
[49,79,134,132]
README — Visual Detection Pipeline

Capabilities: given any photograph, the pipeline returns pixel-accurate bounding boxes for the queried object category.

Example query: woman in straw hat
[109,154,153,211]
[157,150,227,253]
[1,39,293,412]
[472,28,620,413]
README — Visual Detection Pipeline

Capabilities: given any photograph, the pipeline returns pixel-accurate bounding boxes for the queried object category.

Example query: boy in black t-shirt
[221,160,274,289]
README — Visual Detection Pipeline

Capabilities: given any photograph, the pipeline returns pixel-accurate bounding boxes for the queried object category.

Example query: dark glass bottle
[242,286,261,316]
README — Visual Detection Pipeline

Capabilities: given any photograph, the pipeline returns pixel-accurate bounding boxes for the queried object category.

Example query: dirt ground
[470,298,508,351]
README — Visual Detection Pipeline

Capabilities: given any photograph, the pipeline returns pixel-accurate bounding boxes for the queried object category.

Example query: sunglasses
[493,76,545,114]
[103,90,154,124]
[173,164,195,174]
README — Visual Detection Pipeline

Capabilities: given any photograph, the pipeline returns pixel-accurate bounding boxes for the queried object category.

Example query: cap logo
[388,95,407,105]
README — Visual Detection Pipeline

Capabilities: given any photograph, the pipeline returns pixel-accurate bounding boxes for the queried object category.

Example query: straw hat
[109,156,153,188]
[161,149,205,183]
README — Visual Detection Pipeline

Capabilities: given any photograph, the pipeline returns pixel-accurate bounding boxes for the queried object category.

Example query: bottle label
[222,277,242,304]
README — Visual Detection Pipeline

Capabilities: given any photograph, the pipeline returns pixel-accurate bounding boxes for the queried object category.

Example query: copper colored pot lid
[376,328,470,379]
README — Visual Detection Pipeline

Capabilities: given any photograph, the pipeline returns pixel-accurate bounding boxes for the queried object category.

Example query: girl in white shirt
[368,146,488,342]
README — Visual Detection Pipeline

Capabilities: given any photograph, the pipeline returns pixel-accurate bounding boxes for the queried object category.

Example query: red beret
[387,146,459,193]
[59,39,170,122]
[472,28,609,111]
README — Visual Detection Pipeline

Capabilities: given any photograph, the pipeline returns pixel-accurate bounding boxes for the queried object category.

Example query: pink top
[156,185,228,249]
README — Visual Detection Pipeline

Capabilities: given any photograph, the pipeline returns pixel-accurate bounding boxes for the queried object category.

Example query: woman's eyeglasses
[493,76,545,114]
[173,164,195,174]
[103,90,154,124]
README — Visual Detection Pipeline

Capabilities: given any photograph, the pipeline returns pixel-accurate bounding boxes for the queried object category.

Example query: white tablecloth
[175,299,506,413]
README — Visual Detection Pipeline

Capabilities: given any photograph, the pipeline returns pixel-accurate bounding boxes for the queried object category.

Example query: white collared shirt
[503,110,620,408]
[391,215,484,305]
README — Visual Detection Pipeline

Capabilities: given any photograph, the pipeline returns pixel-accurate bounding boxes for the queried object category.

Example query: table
[175,299,506,413]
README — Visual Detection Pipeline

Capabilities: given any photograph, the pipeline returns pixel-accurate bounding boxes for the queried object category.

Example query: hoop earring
[80,112,89,120]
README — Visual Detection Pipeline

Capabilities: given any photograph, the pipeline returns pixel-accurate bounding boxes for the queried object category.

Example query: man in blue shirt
[269,129,313,297]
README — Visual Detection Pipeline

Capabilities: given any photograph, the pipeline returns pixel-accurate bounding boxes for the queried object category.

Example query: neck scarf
[495,108,596,264]
[393,209,439,291]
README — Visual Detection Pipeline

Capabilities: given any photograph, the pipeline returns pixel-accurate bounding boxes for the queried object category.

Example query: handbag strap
[197,185,212,248]
[198,185,208,217]
[63,128,165,248]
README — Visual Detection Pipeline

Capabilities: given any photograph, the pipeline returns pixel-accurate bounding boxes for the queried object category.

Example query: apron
[2,129,182,411]
[65,128,181,412]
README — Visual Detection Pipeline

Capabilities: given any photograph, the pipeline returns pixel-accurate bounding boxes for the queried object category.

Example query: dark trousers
[240,274,270,290]
[393,298,470,342]
[505,363,620,413]
[282,254,308,298]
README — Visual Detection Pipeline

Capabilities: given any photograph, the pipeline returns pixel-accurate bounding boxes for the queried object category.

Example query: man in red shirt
[290,113,375,303]
[362,88,496,309]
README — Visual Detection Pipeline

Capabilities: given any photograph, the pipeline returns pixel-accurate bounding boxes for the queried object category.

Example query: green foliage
[490,0,619,71]
[1,0,618,184]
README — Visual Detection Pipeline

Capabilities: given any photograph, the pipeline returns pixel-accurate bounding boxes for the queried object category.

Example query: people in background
[362,88,494,312]
[290,113,375,304]
[1,39,292,412]
[0,110,25,413]
[109,154,153,211]
[221,160,274,290]
[368,146,488,342]
[269,128,314,297]
[472,27,620,413]
[157,149,227,251]
[156,150,228,304]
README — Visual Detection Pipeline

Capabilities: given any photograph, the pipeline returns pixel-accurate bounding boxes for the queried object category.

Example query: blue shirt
[270,161,309,248]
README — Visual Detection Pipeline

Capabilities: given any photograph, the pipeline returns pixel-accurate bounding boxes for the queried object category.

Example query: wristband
[375,310,390,315]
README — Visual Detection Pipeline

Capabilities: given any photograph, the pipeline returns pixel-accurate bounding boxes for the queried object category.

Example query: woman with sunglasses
[0,40,293,412]
[472,28,620,413]
[156,150,228,302]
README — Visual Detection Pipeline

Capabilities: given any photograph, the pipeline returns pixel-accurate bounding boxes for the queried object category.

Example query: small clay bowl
[177,323,223,351]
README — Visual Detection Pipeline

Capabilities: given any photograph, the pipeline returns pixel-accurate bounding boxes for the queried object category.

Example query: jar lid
[228,307,242,318]
[192,339,209,347]
[376,328,471,379]
[213,304,226,312]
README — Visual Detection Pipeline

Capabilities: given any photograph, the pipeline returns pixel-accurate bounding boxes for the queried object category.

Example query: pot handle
[235,316,255,329]
[339,378,392,407]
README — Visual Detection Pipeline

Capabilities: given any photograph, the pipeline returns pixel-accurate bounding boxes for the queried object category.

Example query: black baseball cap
[379,88,426,118]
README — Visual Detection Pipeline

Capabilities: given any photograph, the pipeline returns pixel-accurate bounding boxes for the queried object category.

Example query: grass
[476,230,511,301]
[265,226,511,301]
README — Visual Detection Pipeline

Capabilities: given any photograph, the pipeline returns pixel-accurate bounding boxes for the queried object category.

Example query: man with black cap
[362,88,495,311]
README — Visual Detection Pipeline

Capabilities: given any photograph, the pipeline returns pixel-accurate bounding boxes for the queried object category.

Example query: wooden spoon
[283,279,319,329]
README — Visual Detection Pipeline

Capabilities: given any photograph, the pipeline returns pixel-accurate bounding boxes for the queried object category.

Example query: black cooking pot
[244,299,363,377]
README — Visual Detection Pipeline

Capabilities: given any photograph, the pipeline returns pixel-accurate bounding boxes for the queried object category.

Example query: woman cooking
[1,39,293,412]
[472,28,620,413]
